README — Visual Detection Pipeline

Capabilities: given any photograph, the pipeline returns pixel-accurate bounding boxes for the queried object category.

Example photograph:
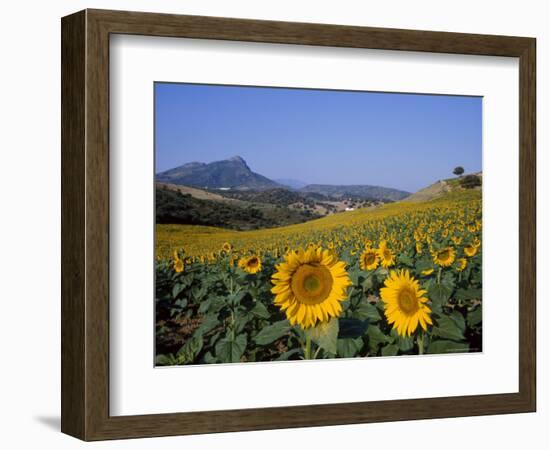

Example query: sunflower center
[438,250,449,260]
[247,257,259,268]
[383,249,392,260]
[397,287,419,315]
[291,264,333,305]
[304,275,320,291]
[365,252,376,265]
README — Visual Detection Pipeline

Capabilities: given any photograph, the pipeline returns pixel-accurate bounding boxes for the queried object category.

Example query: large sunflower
[432,246,456,267]
[238,254,262,274]
[359,248,379,271]
[271,247,351,329]
[380,269,432,337]
[377,240,395,268]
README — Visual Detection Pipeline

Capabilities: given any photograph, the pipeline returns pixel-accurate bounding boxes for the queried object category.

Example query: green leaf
[177,335,204,363]
[362,275,374,290]
[432,315,465,341]
[253,320,290,345]
[233,312,249,334]
[172,283,185,299]
[427,339,469,354]
[367,325,390,353]
[467,307,482,327]
[353,303,381,322]
[203,351,217,364]
[155,354,176,366]
[415,257,433,272]
[227,291,251,307]
[250,301,270,319]
[441,272,456,290]
[337,338,363,358]
[455,288,482,301]
[195,314,218,337]
[198,296,225,315]
[198,298,212,314]
[276,348,302,361]
[305,318,339,354]
[349,268,365,286]
[429,282,452,307]
[338,318,369,338]
[381,344,399,356]
[397,253,414,266]
[215,333,247,363]
[449,310,466,333]
[390,330,414,352]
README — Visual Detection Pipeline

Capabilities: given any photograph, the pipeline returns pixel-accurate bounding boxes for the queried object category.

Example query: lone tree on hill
[453,166,465,177]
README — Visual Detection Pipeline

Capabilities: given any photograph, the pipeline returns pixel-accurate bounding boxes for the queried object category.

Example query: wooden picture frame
[61,9,536,441]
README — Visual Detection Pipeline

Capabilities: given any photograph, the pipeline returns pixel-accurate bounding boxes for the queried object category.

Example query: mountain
[299,184,410,201]
[275,178,308,190]
[156,156,281,191]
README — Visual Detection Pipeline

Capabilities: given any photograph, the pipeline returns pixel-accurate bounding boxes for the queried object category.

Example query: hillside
[156,156,281,191]
[300,184,410,201]
[404,172,482,202]
[156,186,320,231]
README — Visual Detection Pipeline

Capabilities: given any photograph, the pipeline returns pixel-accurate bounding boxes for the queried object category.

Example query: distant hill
[275,178,308,190]
[300,184,410,201]
[404,172,482,202]
[156,156,281,191]
[220,188,307,206]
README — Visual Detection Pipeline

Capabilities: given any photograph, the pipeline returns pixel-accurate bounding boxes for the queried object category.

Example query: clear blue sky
[155,83,482,193]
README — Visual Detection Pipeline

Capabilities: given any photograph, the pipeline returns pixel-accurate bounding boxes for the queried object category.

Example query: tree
[460,174,481,189]
[453,166,465,177]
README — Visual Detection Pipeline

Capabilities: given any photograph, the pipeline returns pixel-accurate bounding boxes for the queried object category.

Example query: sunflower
[432,247,456,267]
[421,268,434,276]
[377,241,395,268]
[456,258,467,272]
[222,242,232,253]
[359,248,379,271]
[464,244,478,257]
[451,235,463,246]
[238,255,262,274]
[173,257,184,273]
[271,247,351,329]
[380,269,432,337]
[415,242,423,254]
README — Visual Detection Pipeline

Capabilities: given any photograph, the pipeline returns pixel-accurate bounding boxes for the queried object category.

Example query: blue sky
[155,83,481,193]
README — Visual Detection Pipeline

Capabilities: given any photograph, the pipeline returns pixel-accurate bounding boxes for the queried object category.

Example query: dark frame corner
[61,9,536,441]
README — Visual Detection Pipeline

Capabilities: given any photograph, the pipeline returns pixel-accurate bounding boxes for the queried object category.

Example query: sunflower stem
[417,332,425,355]
[437,267,442,284]
[304,335,312,360]
[313,346,322,360]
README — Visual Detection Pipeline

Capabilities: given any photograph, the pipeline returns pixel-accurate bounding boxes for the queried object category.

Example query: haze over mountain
[274,178,309,190]
[299,184,410,202]
[156,155,281,190]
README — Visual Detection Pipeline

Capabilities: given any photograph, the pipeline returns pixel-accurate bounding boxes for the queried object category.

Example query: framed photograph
[61,9,536,441]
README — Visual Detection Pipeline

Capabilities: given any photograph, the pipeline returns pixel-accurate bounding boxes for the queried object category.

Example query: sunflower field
[155,190,482,365]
